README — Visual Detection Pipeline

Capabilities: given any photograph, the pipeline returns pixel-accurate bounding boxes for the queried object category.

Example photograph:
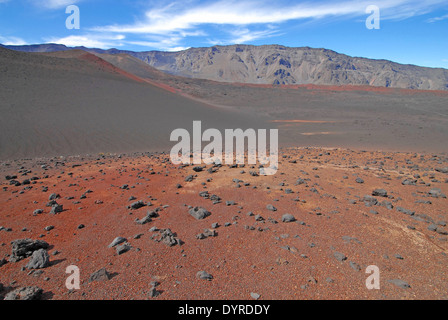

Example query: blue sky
[0,0,447,68]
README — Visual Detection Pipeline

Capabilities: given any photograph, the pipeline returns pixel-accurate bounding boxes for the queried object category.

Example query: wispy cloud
[86,0,447,50]
[126,37,190,51]
[95,0,448,33]
[427,13,448,22]
[94,0,368,34]
[19,0,447,51]
[227,27,280,44]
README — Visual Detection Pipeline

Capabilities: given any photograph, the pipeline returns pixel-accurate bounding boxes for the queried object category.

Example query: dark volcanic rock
[116,243,131,255]
[402,178,417,186]
[135,215,152,225]
[108,237,127,248]
[148,286,161,298]
[355,177,364,184]
[128,200,146,210]
[89,268,111,282]
[349,261,361,271]
[388,279,411,289]
[380,200,394,210]
[189,207,211,220]
[372,189,388,197]
[49,204,63,214]
[429,188,446,198]
[48,193,60,201]
[196,271,213,281]
[197,229,217,239]
[333,252,347,262]
[396,207,415,216]
[435,167,448,174]
[9,239,49,262]
[25,249,50,269]
[282,214,296,223]
[4,286,43,300]
[362,195,378,207]
[160,229,181,247]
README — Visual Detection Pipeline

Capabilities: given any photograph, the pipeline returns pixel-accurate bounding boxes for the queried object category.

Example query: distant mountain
[3,43,448,90]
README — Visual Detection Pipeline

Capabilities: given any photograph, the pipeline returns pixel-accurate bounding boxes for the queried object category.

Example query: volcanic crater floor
[0,147,447,300]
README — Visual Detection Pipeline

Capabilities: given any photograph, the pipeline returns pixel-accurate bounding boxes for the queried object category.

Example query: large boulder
[9,239,49,262]
[25,249,50,269]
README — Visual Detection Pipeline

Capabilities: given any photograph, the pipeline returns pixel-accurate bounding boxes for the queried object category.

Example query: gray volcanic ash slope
[0,47,268,160]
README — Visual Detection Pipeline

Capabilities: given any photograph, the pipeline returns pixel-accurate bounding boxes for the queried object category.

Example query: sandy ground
[2,48,447,161]
[98,52,448,154]
[0,48,271,160]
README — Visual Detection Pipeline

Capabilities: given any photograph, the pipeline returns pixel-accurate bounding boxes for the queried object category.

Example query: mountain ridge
[2,43,448,90]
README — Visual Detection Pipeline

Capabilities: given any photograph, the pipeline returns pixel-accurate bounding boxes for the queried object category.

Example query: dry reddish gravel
[0,147,447,300]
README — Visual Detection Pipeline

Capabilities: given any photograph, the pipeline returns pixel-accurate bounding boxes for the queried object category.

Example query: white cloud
[27,0,448,51]
[125,32,191,51]
[227,27,279,44]
[0,35,27,46]
[427,13,448,23]
[94,0,362,34]
[85,0,448,50]
[94,0,447,35]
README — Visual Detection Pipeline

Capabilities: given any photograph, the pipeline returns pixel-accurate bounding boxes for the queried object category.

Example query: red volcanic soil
[77,52,146,84]
[142,78,179,94]
[1,148,447,300]
[40,50,146,84]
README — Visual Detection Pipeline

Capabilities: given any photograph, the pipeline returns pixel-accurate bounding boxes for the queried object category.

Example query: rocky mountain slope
[3,44,448,90]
